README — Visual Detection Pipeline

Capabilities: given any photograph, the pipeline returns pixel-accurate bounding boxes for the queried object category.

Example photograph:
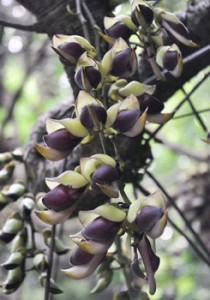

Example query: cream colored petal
[55,118,88,137]
[127,199,142,223]
[61,253,104,279]
[147,112,174,124]
[46,118,64,134]
[71,237,109,254]
[124,110,147,137]
[34,204,77,225]
[34,143,69,161]
[92,204,126,222]
[119,81,156,97]
[45,171,88,188]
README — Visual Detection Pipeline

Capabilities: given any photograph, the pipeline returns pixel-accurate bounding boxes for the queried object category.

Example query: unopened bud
[82,217,121,242]
[42,184,83,212]
[33,253,48,272]
[0,212,23,243]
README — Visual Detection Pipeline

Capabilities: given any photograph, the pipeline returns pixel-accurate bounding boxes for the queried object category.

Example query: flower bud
[90,164,119,197]
[19,195,35,218]
[12,147,24,161]
[131,1,154,27]
[0,212,23,243]
[74,52,101,92]
[75,66,101,92]
[44,129,81,152]
[0,162,15,183]
[52,34,96,65]
[113,109,141,133]
[1,266,25,294]
[106,21,133,40]
[92,164,119,184]
[35,128,81,161]
[90,268,113,294]
[136,205,163,233]
[111,47,137,78]
[0,192,10,211]
[33,253,48,272]
[155,8,197,47]
[70,246,94,266]
[79,104,107,130]
[0,152,13,166]
[43,228,69,255]
[2,182,26,202]
[11,228,28,252]
[39,273,63,294]
[62,247,104,279]
[1,250,25,270]
[156,44,183,77]
[137,94,164,114]
[82,217,121,242]
[42,184,84,212]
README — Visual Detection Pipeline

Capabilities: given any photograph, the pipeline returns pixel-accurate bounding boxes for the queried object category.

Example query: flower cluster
[33,0,196,297]
[0,0,197,297]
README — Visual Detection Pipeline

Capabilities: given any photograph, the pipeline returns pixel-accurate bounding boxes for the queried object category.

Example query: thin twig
[81,0,101,59]
[148,132,208,162]
[174,108,210,120]
[168,217,210,268]
[146,170,210,264]
[0,19,44,33]
[75,0,90,41]
[145,71,210,145]
[44,225,56,300]
[181,87,208,132]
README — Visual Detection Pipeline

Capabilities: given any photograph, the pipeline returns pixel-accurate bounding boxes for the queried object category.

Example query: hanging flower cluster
[0,0,197,297]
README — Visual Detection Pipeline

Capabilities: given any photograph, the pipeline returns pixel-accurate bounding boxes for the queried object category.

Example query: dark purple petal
[138,4,154,25]
[58,42,85,63]
[145,236,160,273]
[131,257,146,279]
[131,11,139,27]
[44,129,81,152]
[163,21,190,40]
[131,5,154,26]
[106,22,133,40]
[80,104,107,129]
[75,67,101,91]
[70,247,94,266]
[137,206,163,232]
[111,48,132,77]
[85,66,101,89]
[163,51,178,71]
[0,232,15,243]
[137,94,164,114]
[113,109,141,132]
[82,217,121,242]
[42,184,83,211]
[92,164,119,182]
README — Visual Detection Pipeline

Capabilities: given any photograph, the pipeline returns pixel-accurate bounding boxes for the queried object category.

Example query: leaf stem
[44,225,56,300]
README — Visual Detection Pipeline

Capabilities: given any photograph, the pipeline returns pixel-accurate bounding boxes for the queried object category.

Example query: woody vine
[0,1,206,299]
